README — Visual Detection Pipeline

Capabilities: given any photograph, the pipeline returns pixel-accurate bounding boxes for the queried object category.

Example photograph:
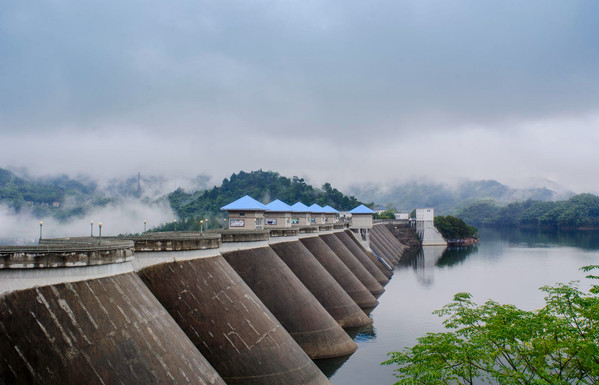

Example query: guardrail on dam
[0,223,409,384]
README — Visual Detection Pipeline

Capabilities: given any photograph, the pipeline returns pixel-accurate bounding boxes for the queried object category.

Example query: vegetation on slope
[434,215,478,239]
[457,193,599,229]
[349,179,570,215]
[168,170,365,220]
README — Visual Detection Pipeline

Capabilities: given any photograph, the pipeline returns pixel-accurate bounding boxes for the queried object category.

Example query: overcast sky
[1,0,598,192]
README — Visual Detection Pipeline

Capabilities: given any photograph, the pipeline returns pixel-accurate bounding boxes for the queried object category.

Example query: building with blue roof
[308,204,326,225]
[290,202,311,226]
[264,199,293,228]
[220,195,267,230]
[322,205,340,223]
[349,204,375,230]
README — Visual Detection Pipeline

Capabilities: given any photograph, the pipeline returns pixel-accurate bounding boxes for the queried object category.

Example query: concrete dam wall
[0,227,411,384]
[137,253,330,385]
[0,262,225,385]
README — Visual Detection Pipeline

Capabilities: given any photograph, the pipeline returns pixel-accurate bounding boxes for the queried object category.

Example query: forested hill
[0,168,101,219]
[456,193,599,229]
[168,170,366,219]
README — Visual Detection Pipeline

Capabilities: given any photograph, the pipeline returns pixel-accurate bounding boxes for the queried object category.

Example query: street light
[144,219,147,233]
[98,222,103,245]
[90,220,94,237]
[39,221,43,241]
[200,220,204,233]
[205,218,208,231]
[173,219,177,232]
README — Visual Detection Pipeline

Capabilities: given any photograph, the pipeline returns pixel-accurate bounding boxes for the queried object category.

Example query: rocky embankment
[383,223,421,250]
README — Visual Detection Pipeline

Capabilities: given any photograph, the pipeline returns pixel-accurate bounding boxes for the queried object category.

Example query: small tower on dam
[415,208,448,246]
[290,201,312,226]
[323,205,340,223]
[221,195,267,230]
[349,204,375,241]
[309,204,327,225]
[264,199,293,228]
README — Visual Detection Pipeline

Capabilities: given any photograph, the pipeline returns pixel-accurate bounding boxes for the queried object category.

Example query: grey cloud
[0,0,598,192]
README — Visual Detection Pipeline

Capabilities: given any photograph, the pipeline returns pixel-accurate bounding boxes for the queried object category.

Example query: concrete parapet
[1,240,134,269]
[318,225,334,231]
[335,232,389,286]
[138,255,331,385]
[269,240,372,328]
[0,272,225,385]
[299,236,378,310]
[297,226,319,234]
[269,228,300,237]
[218,230,270,243]
[123,232,221,251]
[320,234,385,297]
[221,246,357,359]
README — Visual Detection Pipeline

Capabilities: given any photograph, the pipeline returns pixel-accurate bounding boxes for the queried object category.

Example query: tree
[383,266,599,384]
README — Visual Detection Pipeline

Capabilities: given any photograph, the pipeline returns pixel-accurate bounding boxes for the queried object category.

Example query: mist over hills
[0,166,582,242]
[348,179,576,215]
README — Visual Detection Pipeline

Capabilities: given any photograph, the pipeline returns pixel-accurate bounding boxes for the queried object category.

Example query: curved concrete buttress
[221,246,358,359]
[334,232,389,286]
[372,226,405,258]
[378,225,408,255]
[137,255,332,385]
[0,272,225,385]
[319,234,385,297]
[369,231,400,264]
[299,236,378,310]
[369,241,394,268]
[344,229,397,267]
[370,229,401,262]
[269,240,372,328]
[342,230,393,278]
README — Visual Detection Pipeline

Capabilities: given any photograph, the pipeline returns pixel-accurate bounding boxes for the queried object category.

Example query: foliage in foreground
[383,266,599,384]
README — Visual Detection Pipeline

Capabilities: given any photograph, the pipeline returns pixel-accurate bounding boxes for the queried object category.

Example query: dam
[0,201,417,384]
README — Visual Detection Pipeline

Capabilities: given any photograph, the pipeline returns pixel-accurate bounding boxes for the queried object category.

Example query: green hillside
[456,193,599,229]
[168,170,366,220]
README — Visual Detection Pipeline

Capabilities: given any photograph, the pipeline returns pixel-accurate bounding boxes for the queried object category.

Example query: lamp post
[39,221,43,241]
[143,219,147,233]
[98,222,102,245]
[173,219,177,232]
[90,220,94,237]
[205,218,208,231]
[200,220,204,234]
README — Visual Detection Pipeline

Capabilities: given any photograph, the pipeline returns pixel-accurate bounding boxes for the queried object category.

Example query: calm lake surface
[320,227,599,385]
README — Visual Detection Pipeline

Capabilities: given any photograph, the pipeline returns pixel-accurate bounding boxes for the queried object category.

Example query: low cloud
[0,199,175,245]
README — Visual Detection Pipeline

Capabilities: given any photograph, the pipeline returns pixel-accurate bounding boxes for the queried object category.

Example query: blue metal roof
[221,195,268,211]
[265,199,292,212]
[322,205,339,213]
[349,204,375,214]
[290,202,310,212]
[308,204,325,213]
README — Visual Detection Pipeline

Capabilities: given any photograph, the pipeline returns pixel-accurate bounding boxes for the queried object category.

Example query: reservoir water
[321,227,599,384]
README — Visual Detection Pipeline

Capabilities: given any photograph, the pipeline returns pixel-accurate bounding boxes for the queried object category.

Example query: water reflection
[437,245,479,267]
[481,227,599,250]
[353,323,376,343]
[399,246,446,286]
[315,324,376,377]
[314,354,353,378]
